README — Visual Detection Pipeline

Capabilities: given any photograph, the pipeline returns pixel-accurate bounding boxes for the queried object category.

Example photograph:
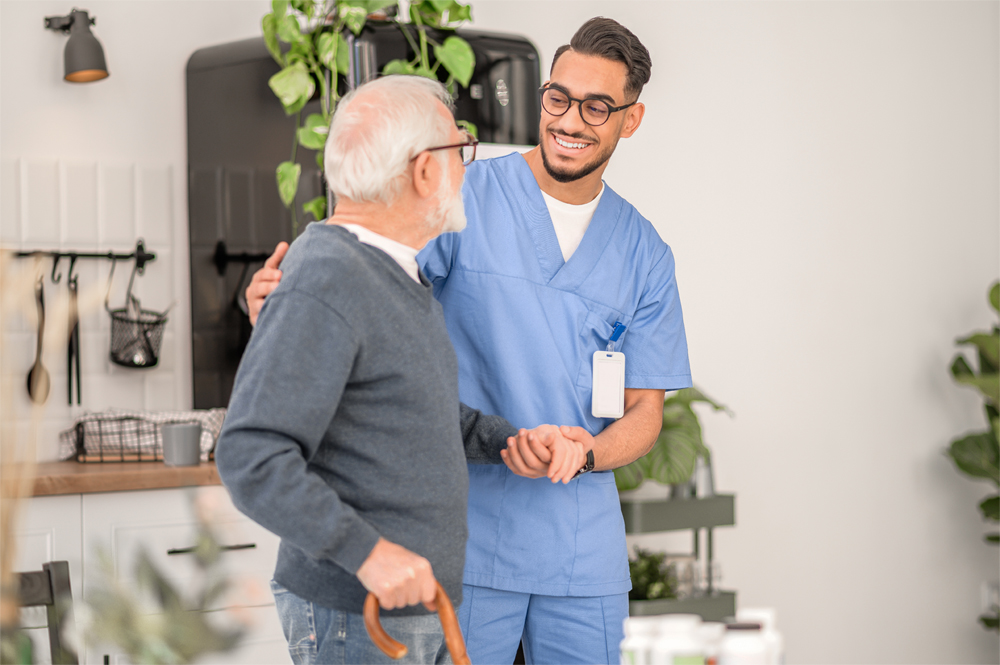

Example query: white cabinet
[20,487,289,665]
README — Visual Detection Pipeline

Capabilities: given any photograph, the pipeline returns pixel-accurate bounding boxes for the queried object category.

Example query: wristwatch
[573,449,595,479]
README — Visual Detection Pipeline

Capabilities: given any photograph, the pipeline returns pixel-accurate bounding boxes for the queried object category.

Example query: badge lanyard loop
[606,321,626,352]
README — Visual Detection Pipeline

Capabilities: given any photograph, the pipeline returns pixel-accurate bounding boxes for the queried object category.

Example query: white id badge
[592,351,625,419]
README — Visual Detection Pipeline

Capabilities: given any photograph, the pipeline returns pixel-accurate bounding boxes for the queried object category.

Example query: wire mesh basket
[109,307,167,368]
[105,252,168,368]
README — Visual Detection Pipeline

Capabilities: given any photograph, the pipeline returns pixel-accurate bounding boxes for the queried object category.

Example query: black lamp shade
[64,10,108,82]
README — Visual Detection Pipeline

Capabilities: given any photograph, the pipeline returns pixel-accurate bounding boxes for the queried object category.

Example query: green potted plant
[946,280,999,632]
[261,0,476,237]
[615,387,729,494]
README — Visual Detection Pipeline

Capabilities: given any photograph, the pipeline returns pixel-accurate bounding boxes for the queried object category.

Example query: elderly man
[215,75,585,665]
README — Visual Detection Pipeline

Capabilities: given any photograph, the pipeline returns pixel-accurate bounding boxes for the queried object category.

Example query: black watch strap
[573,449,595,479]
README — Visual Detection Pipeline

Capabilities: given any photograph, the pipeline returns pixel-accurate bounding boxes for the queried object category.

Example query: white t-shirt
[540,183,605,261]
[339,223,421,283]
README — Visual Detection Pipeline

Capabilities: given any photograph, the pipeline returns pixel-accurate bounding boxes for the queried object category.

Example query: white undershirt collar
[338,223,421,283]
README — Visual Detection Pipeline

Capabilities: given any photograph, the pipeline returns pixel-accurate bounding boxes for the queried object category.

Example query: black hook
[67,255,78,286]
[51,255,62,284]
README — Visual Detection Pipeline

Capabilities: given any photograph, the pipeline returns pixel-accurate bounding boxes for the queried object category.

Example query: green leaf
[341,6,368,35]
[614,461,644,491]
[450,3,472,22]
[456,119,477,139]
[262,14,283,65]
[990,281,999,314]
[303,195,327,221]
[316,30,337,68]
[382,58,416,76]
[434,36,475,87]
[297,113,329,150]
[272,0,288,16]
[336,32,350,75]
[948,431,1000,485]
[276,161,301,207]
[952,354,974,378]
[954,372,1000,406]
[981,495,1000,521]
[277,13,303,43]
[427,0,454,12]
[268,62,315,115]
[316,150,324,170]
[986,533,1000,545]
[414,65,436,80]
[958,332,1000,371]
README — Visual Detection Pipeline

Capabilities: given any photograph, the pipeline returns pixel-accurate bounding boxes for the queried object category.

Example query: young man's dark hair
[551,17,652,102]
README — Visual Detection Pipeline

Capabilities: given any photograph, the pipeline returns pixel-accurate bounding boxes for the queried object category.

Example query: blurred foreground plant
[628,547,677,601]
[79,515,244,664]
[946,280,999,632]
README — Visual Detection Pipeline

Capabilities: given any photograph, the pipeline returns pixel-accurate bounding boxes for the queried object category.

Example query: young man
[217,75,585,665]
[247,18,691,664]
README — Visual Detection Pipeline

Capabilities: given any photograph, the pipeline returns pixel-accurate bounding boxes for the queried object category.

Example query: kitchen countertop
[31,460,222,496]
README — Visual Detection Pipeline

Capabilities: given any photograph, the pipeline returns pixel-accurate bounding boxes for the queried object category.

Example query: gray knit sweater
[216,223,517,615]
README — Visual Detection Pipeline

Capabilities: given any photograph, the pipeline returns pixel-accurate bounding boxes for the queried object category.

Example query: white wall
[470,1,1000,663]
[2,0,998,662]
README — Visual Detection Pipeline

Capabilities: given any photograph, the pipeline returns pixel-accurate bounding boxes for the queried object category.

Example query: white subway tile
[1,158,20,244]
[100,163,135,247]
[138,165,173,247]
[62,161,99,247]
[23,160,60,248]
[88,371,146,411]
[130,248,173,312]
[144,373,178,411]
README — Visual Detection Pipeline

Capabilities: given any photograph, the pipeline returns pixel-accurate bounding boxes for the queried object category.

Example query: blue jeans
[271,581,453,665]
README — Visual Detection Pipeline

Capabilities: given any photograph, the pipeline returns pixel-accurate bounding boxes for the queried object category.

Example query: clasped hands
[501,424,594,484]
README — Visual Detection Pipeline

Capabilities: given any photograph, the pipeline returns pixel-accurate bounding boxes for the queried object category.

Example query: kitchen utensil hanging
[105,254,168,368]
[67,256,82,404]
[26,275,51,403]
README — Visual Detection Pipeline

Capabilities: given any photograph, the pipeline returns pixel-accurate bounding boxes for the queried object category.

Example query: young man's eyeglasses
[538,85,637,127]
[421,132,479,166]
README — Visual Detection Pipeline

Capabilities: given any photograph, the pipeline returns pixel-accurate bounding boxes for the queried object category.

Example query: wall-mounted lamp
[44,9,109,83]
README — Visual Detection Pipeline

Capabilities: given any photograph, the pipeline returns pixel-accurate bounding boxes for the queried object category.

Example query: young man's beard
[540,135,615,183]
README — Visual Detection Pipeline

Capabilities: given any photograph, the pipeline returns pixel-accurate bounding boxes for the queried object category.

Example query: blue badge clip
[606,321,626,352]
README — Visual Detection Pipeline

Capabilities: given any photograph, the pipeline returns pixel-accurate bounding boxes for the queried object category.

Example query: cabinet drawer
[82,486,279,611]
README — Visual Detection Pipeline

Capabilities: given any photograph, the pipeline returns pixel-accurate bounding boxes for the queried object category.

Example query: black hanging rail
[213,240,270,276]
[14,239,156,283]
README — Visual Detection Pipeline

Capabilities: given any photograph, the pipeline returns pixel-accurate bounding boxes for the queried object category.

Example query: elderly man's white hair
[325,75,455,205]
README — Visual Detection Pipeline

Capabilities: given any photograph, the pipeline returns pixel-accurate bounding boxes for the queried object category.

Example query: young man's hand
[501,424,588,484]
[246,242,289,325]
[356,538,438,611]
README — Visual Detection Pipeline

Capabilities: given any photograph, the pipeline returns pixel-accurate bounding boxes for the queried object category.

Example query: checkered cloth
[58,408,226,462]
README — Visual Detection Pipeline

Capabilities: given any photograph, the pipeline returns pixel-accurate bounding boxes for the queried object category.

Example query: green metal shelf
[629,591,737,622]
[620,494,735,534]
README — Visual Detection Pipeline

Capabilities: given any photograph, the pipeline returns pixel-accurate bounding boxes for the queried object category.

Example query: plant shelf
[629,591,737,622]
[620,494,735,534]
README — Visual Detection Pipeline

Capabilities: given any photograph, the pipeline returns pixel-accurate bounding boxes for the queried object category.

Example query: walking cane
[364,582,471,665]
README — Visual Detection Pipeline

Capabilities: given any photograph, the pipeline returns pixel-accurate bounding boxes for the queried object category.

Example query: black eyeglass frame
[419,133,479,166]
[538,85,637,127]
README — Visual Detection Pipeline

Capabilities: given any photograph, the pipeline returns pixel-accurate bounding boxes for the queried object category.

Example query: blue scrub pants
[457,584,628,664]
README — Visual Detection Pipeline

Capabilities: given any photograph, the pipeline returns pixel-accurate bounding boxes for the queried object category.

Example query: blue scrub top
[419,153,692,596]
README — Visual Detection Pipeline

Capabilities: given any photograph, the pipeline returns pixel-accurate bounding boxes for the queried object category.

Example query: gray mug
[162,423,202,466]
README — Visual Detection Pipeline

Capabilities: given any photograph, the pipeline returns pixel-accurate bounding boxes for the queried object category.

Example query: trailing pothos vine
[262,0,476,237]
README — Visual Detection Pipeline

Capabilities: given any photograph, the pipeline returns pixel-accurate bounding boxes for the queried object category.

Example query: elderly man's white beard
[431,168,467,235]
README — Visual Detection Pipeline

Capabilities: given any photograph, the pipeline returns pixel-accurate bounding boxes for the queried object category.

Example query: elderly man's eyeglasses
[421,132,479,166]
[538,85,636,127]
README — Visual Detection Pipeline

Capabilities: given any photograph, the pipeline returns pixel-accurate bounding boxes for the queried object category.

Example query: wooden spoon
[26,277,50,404]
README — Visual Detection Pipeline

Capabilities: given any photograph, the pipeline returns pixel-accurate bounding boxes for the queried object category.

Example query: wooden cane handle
[363,582,471,665]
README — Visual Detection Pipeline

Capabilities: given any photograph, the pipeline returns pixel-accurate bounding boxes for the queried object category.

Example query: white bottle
[650,614,705,665]
[699,622,726,665]
[621,616,662,665]
[719,623,767,665]
[736,608,784,665]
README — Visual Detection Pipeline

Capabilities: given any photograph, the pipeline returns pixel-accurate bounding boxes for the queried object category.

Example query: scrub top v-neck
[419,152,691,596]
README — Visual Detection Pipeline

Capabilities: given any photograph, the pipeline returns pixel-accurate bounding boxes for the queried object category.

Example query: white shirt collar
[338,223,421,283]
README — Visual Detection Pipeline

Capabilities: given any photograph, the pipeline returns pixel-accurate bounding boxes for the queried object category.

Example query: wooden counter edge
[31,461,222,496]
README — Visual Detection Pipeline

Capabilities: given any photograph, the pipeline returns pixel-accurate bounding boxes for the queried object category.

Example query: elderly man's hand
[356,538,439,611]
[246,242,289,326]
[501,425,587,484]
